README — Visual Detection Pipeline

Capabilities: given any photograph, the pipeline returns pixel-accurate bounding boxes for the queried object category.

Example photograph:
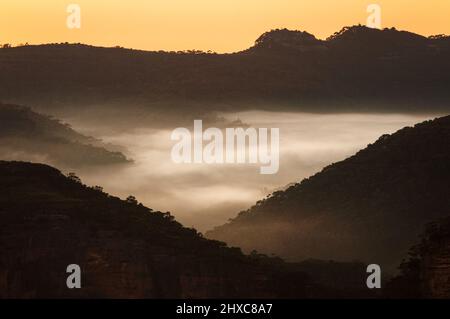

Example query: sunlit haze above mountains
[1,0,450,52]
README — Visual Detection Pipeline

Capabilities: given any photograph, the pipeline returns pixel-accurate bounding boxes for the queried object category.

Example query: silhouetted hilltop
[251,29,325,52]
[206,115,450,272]
[1,26,450,112]
[0,103,129,168]
[328,25,427,44]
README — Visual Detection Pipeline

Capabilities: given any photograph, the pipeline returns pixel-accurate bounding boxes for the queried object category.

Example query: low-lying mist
[66,110,439,232]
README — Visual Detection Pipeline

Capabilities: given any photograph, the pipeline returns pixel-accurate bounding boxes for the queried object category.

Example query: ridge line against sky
[1,0,450,53]
[2,25,443,54]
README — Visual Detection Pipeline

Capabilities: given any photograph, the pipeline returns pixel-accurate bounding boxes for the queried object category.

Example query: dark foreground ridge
[0,161,373,298]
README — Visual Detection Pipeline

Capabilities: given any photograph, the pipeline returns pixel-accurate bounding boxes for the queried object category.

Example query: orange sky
[1,0,449,53]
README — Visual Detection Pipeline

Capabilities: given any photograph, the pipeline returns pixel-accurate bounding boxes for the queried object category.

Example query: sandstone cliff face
[0,161,313,298]
[419,221,450,298]
[422,249,450,298]
[385,218,450,299]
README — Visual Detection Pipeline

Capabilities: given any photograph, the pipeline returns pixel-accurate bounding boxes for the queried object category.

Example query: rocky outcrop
[385,218,450,298]
[416,220,450,298]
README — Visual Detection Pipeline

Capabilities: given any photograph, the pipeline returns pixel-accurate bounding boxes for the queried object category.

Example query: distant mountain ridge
[0,103,129,168]
[1,25,450,113]
[206,115,450,272]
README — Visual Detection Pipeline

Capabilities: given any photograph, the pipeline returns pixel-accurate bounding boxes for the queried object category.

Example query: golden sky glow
[1,0,449,53]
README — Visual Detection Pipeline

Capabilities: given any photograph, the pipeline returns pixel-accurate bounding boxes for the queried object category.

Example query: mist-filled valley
[80,111,443,231]
[2,23,450,299]
[2,106,438,232]
[0,25,448,232]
